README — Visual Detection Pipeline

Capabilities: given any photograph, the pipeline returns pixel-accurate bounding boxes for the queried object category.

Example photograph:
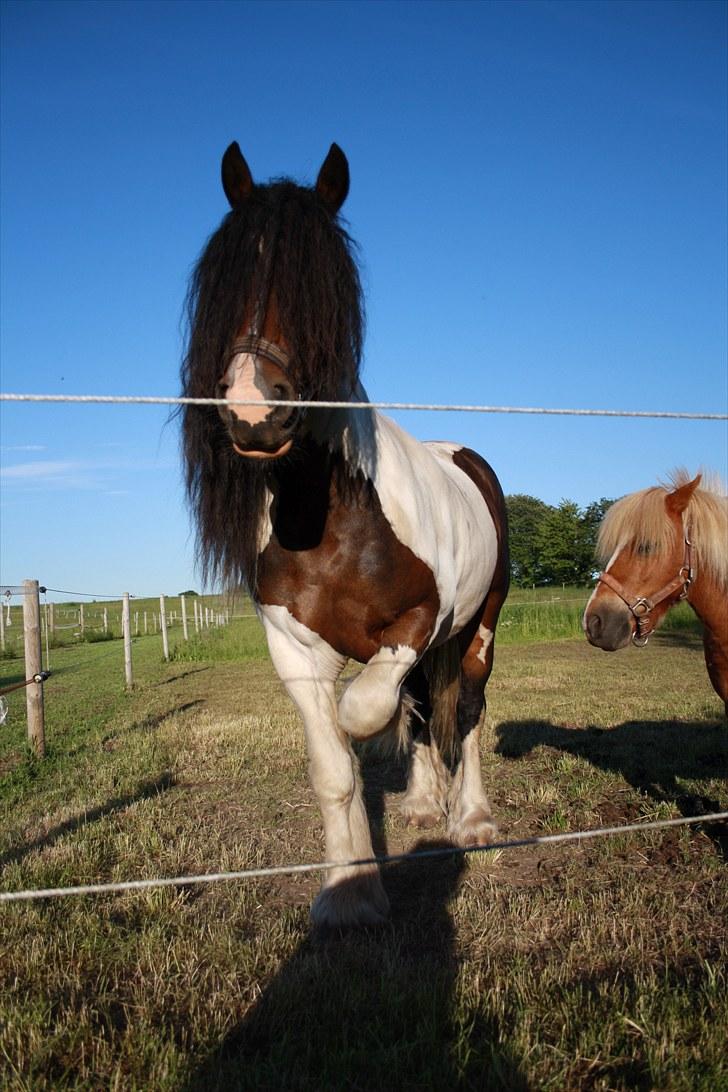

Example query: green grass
[1,597,725,1090]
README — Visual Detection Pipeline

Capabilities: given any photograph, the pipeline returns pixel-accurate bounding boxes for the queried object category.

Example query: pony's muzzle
[584,600,632,651]
[217,352,300,459]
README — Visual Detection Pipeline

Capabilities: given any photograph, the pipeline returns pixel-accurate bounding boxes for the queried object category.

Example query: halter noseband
[596,528,694,647]
[228,335,293,376]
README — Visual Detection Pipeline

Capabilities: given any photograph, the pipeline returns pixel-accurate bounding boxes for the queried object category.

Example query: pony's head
[181,143,364,589]
[584,471,727,649]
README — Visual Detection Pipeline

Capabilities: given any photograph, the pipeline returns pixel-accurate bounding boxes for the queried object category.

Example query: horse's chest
[256,492,440,662]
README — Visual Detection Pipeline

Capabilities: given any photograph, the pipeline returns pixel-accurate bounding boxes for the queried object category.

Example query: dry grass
[1,624,726,1090]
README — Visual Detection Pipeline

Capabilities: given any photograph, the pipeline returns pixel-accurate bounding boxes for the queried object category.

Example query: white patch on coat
[476,625,494,664]
[223,352,270,424]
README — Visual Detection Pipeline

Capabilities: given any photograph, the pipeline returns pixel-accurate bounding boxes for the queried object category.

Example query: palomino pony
[181,143,509,926]
[583,471,728,717]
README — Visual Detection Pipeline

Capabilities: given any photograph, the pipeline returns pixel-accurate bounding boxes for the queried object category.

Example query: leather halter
[596,528,694,647]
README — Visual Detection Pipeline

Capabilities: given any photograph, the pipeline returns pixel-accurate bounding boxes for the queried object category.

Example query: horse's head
[182,142,364,590]
[583,475,700,649]
[211,141,353,460]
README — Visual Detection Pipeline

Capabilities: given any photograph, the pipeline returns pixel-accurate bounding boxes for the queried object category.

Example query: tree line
[505,494,614,587]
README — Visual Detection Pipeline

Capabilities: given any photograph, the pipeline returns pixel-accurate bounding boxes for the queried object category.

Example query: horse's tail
[421,638,461,762]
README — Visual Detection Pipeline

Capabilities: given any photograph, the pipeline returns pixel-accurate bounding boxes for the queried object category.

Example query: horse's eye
[636,542,652,556]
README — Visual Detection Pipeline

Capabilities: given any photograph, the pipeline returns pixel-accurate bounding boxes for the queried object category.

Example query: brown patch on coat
[257,442,440,663]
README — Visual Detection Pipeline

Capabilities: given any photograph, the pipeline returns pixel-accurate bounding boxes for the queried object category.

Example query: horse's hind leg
[447,608,501,847]
[399,663,450,828]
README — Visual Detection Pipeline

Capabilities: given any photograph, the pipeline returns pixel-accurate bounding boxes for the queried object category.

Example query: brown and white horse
[584,471,728,717]
[181,143,509,927]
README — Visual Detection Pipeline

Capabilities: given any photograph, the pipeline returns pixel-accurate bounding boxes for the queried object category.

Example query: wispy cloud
[0,444,47,452]
[1,459,84,480]
[0,456,174,490]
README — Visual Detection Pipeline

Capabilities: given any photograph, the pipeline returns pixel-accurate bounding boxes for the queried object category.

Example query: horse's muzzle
[217,347,300,459]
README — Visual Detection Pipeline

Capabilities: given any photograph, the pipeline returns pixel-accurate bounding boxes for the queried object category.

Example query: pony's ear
[221,142,254,209]
[315,143,349,214]
[666,473,702,516]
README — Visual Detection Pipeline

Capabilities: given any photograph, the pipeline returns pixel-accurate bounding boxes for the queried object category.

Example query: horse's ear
[221,142,254,209]
[666,473,702,516]
[315,143,349,214]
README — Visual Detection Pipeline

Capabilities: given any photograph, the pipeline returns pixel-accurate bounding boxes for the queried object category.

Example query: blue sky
[1,0,726,599]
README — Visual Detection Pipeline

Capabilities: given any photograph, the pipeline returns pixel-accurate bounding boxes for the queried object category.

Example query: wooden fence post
[122,593,133,690]
[181,595,189,641]
[103,607,108,634]
[79,602,84,639]
[160,595,170,661]
[23,579,45,757]
[0,595,4,652]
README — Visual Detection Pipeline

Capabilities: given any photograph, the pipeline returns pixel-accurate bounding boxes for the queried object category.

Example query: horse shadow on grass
[184,751,528,1092]
[495,717,728,858]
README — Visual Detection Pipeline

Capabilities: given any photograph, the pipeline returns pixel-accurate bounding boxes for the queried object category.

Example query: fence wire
[1,811,726,905]
[1,391,726,419]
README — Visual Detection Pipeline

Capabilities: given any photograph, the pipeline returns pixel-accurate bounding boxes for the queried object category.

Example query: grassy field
[0,596,726,1090]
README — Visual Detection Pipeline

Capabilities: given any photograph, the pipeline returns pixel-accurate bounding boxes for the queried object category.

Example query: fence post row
[22,579,45,758]
[5,586,236,757]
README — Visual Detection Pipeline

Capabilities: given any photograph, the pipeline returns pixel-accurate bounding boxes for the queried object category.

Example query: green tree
[580,498,615,574]
[505,494,551,586]
[536,500,583,584]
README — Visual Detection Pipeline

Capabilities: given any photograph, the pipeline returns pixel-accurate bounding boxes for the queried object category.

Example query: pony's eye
[636,542,652,556]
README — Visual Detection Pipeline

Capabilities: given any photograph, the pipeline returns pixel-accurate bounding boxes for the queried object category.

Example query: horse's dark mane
[181,179,365,593]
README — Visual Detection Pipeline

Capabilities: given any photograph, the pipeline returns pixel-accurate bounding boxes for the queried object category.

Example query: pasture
[1,595,726,1090]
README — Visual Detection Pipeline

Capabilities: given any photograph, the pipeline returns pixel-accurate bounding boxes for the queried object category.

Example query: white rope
[0,392,725,419]
[1,811,725,904]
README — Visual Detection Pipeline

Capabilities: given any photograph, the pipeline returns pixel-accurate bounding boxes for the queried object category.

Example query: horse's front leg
[262,607,389,927]
[338,644,419,740]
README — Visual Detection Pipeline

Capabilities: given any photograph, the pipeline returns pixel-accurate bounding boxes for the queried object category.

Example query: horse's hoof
[399,795,444,829]
[448,813,498,848]
[310,871,390,928]
[400,805,441,829]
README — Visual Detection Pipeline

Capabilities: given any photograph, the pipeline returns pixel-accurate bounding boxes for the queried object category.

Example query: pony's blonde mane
[597,469,728,589]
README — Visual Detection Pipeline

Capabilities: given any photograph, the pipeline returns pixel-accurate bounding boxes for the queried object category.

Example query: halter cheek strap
[597,529,694,647]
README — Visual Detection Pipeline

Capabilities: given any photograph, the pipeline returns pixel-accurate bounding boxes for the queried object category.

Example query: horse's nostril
[587,613,602,639]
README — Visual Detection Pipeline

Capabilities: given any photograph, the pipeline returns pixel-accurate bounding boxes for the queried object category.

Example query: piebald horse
[182,143,509,926]
[584,471,728,718]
